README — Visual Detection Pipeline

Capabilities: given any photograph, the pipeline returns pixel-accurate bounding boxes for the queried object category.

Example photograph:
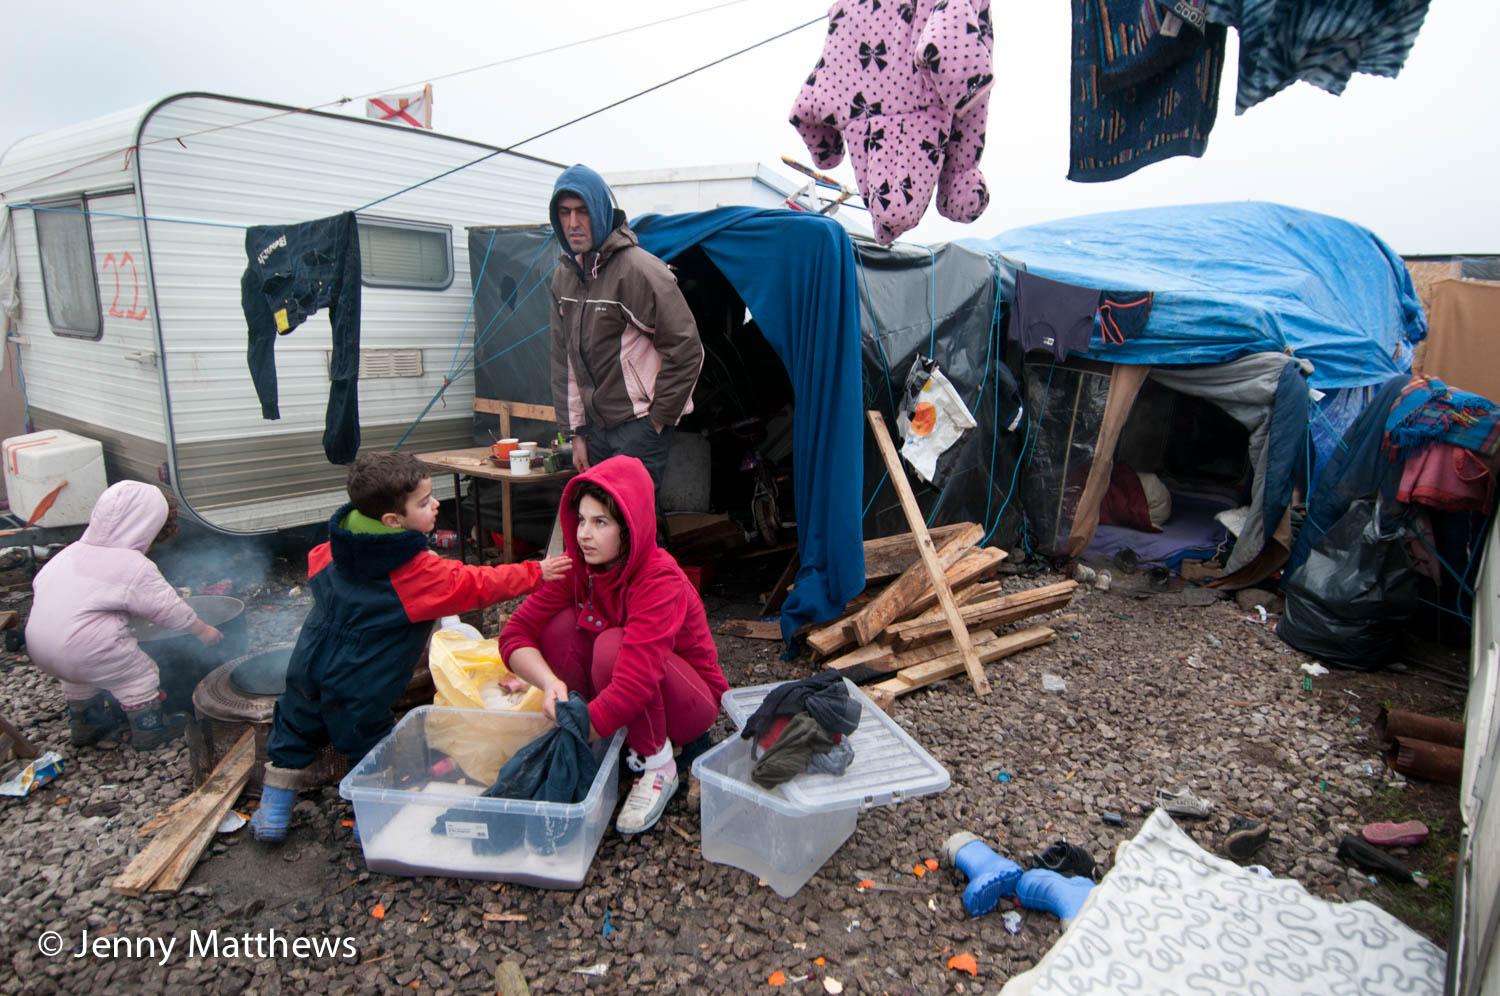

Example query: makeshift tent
[964,201,1427,586]
[467,208,868,642]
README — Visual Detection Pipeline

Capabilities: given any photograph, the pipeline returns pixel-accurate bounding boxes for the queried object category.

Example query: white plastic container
[1,429,108,527]
[339,706,624,889]
[694,679,950,897]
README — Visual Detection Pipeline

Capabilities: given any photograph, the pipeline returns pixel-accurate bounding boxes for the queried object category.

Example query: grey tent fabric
[1148,352,1302,575]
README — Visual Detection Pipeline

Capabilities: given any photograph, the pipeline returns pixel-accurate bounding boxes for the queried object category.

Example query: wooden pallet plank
[848,523,983,646]
[863,523,975,580]
[111,731,254,897]
[866,411,990,696]
[716,619,784,641]
[872,626,1054,699]
[889,547,1008,625]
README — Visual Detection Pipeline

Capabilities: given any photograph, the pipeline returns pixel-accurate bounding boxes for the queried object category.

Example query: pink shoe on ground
[1360,820,1429,847]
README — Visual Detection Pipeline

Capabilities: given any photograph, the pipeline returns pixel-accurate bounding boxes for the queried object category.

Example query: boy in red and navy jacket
[251,451,569,842]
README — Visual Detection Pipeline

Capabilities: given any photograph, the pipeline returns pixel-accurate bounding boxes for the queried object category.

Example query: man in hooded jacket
[547,164,703,492]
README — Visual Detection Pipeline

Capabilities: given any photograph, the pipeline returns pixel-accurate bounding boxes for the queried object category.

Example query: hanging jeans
[242,211,362,464]
[536,606,719,757]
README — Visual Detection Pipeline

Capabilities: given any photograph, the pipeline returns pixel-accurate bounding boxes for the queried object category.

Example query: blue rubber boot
[1015,868,1096,923]
[942,832,1024,916]
[250,785,297,843]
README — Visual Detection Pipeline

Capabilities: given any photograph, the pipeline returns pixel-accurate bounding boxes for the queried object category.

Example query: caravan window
[357,218,453,290]
[34,199,102,339]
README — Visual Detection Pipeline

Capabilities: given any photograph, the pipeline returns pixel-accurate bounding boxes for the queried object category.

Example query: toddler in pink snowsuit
[25,481,222,750]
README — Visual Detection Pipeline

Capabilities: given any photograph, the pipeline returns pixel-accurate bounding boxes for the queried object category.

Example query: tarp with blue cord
[631,207,867,644]
[962,201,1426,390]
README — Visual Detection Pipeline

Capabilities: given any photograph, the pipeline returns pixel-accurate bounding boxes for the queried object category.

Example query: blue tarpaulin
[631,207,867,643]
[963,201,1426,390]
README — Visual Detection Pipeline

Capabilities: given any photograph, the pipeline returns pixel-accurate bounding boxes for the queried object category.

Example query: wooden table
[414,447,574,564]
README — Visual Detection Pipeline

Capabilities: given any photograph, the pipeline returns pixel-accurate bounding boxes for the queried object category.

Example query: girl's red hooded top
[498,455,727,739]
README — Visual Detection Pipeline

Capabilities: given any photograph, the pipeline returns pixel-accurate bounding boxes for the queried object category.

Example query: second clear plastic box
[694,678,949,897]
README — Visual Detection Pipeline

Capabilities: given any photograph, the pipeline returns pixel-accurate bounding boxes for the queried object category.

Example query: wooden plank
[889,589,1076,651]
[830,629,1001,674]
[862,523,975,580]
[847,523,983,646]
[866,411,990,696]
[136,790,201,838]
[150,762,253,893]
[805,603,865,657]
[761,550,800,616]
[896,580,1075,631]
[0,713,38,761]
[716,619,784,641]
[825,639,898,671]
[0,609,19,631]
[888,581,1077,640]
[111,731,255,897]
[889,547,1008,625]
[472,398,557,423]
[872,626,1054,699]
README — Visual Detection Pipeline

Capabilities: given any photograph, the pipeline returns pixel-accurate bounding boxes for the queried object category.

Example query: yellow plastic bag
[425,629,547,784]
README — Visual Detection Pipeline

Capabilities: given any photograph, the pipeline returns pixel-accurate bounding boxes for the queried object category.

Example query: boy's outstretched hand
[539,555,572,582]
[191,619,224,645]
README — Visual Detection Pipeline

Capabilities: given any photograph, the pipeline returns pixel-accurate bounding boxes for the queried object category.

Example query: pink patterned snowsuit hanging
[790,0,994,245]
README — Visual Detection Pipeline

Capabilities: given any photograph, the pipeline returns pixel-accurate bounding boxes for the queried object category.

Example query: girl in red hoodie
[499,455,727,834]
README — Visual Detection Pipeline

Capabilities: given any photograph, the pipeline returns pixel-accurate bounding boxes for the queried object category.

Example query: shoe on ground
[1361,820,1429,848]
[1154,786,1213,819]
[616,765,678,835]
[1224,816,1271,861]
[67,692,126,748]
[1336,834,1414,883]
[1029,840,1097,879]
[123,701,187,751]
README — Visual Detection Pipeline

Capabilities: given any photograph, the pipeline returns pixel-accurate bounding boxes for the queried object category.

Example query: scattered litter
[1349,718,1361,726]
[1363,764,1375,777]
[1245,865,1274,879]
[1412,871,1430,890]
[814,957,826,966]
[342,819,355,828]
[572,962,609,977]
[928,896,938,911]
[1094,570,1112,592]
[1303,677,1314,692]
[823,978,844,994]
[1101,812,1125,827]
[846,920,860,933]
[947,953,979,976]
[1320,781,1328,793]
[996,771,1012,783]
[769,970,787,986]
[217,811,246,834]
[858,879,874,889]
[912,863,926,878]
[0,751,65,796]
[289,586,302,596]
[1206,634,1223,648]
[371,903,386,920]
[1254,605,1268,623]
[1002,910,1023,934]
[1042,673,1067,693]
[1299,662,1330,677]
[1071,563,1096,584]
[602,911,614,937]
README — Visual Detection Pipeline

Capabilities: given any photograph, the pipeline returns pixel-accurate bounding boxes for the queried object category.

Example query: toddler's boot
[124,701,187,751]
[68,692,126,748]
[251,785,298,843]
[1015,868,1096,924]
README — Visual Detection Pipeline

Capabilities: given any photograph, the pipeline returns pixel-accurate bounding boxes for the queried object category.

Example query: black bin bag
[1278,499,1418,670]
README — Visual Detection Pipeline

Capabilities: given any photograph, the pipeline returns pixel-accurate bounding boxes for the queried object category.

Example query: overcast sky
[1,0,1491,254]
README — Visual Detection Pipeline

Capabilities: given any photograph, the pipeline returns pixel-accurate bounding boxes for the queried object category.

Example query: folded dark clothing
[751,713,836,789]
[483,692,598,804]
[741,670,860,741]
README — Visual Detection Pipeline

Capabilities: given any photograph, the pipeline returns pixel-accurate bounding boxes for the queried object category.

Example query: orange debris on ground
[947,953,979,976]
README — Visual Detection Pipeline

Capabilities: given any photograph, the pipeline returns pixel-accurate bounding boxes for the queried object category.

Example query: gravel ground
[0,534,1465,994]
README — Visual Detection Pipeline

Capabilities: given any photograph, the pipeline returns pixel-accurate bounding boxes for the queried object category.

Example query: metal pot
[134,595,249,712]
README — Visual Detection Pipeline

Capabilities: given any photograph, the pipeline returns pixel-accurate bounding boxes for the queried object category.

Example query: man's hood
[80,481,169,553]
[559,455,658,577]
[549,164,626,254]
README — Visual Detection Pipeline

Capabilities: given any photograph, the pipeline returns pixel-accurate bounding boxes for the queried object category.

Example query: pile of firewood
[807,522,1075,710]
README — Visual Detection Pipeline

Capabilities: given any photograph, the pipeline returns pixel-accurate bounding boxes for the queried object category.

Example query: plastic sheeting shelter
[964,201,1428,585]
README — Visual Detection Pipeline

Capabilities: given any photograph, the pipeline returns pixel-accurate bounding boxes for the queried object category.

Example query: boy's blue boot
[1015,868,1096,923]
[251,785,297,843]
[124,701,187,751]
[68,692,126,748]
[941,831,1024,916]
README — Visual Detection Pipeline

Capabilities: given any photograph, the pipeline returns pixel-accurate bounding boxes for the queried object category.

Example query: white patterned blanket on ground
[1002,808,1446,995]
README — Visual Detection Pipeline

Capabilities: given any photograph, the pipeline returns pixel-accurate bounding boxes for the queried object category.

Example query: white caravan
[0,92,562,533]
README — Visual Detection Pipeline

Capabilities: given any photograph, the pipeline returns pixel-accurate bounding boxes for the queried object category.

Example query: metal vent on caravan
[330,349,425,378]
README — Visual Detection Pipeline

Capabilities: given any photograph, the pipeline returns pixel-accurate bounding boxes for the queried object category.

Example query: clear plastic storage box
[694,679,949,897]
[339,706,624,889]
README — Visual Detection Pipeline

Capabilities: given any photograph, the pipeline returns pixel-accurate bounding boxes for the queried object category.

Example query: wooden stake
[865,411,990,696]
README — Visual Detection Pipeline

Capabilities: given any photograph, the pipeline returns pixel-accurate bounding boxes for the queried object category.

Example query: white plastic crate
[339,706,624,889]
[694,678,949,897]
